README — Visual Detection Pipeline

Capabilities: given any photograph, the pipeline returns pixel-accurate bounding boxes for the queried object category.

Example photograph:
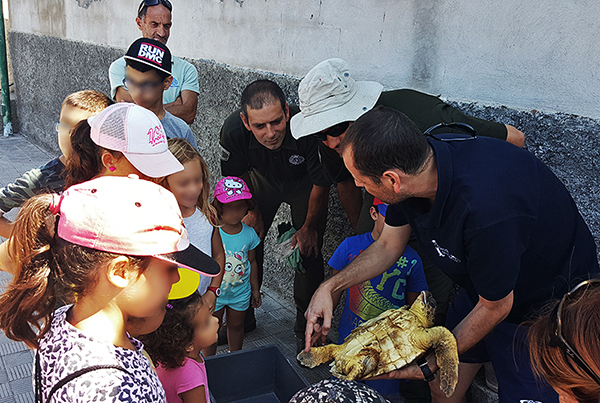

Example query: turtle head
[410,291,436,327]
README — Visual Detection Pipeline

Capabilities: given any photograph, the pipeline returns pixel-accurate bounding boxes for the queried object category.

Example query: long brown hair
[62,120,123,188]
[528,287,600,402]
[162,138,218,226]
[0,194,150,349]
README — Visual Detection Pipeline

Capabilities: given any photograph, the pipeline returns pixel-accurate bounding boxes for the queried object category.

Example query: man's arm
[115,86,134,103]
[453,292,513,354]
[0,239,15,274]
[0,216,13,239]
[304,223,411,351]
[505,124,525,148]
[238,172,265,240]
[375,292,513,381]
[164,90,199,125]
[336,177,362,232]
[291,185,329,258]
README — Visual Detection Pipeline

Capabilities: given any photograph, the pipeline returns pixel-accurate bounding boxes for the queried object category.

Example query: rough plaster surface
[8,0,600,119]
[8,32,600,308]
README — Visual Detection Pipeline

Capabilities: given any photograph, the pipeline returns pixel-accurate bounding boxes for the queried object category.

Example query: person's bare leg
[226,307,246,352]
[203,308,224,357]
[430,362,482,403]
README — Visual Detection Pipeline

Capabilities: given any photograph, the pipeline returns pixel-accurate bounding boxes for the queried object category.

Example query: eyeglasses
[548,279,600,386]
[423,122,477,141]
[138,0,172,15]
[54,122,72,133]
[312,121,351,142]
[122,77,164,93]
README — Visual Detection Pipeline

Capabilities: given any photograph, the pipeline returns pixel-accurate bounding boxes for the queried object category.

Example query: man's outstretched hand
[304,283,334,352]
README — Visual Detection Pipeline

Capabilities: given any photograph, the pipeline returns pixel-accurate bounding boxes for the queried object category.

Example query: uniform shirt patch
[289,155,305,165]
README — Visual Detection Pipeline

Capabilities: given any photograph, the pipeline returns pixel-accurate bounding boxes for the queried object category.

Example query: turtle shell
[331,306,426,379]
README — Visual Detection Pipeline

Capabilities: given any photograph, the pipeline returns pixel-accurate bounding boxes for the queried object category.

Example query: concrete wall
[8,32,600,306]
[5,0,600,302]
[8,0,600,119]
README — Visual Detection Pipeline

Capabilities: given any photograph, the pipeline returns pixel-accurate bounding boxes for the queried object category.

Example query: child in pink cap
[204,176,261,355]
[0,175,219,402]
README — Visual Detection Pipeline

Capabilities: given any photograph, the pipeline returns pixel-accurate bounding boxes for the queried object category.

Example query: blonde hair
[62,90,113,113]
[163,138,218,226]
[528,286,600,403]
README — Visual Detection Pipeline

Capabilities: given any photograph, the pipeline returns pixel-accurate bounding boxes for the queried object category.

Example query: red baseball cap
[372,197,388,216]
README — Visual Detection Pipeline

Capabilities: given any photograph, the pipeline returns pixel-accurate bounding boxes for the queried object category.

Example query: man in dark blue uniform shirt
[304,107,599,403]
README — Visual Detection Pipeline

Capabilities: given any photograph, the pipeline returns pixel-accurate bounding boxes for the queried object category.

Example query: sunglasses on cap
[312,121,351,142]
[423,122,477,142]
[138,0,172,15]
[548,279,600,386]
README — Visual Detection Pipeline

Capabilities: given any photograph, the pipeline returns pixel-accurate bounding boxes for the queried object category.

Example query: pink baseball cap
[52,175,220,300]
[88,103,184,178]
[214,176,253,203]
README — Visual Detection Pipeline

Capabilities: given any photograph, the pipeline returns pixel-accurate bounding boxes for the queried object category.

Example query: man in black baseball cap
[108,0,199,124]
[123,38,198,150]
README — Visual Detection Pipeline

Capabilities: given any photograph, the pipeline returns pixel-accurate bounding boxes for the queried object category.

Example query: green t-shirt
[109,56,199,104]
[376,89,507,140]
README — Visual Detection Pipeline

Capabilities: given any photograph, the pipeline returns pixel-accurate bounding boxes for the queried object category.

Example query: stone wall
[8,32,600,305]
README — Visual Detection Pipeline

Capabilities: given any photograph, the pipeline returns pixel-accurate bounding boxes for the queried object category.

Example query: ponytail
[0,194,57,348]
[0,194,152,349]
[63,121,103,189]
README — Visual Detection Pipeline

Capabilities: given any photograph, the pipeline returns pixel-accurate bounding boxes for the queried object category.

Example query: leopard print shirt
[35,305,166,402]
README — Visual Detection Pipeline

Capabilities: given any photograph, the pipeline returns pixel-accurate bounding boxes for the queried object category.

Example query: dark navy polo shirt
[385,137,599,323]
[219,106,331,187]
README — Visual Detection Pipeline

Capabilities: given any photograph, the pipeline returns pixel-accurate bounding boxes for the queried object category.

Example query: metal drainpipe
[0,0,11,137]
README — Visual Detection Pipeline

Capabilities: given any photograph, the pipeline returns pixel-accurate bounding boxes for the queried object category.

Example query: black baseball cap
[124,38,172,76]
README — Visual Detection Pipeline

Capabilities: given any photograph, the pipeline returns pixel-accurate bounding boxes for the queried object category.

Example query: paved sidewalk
[0,135,56,403]
[0,134,329,402]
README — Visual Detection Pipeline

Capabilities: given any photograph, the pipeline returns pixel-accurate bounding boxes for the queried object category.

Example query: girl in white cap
[0,175,220,402]
[63,102,184,188]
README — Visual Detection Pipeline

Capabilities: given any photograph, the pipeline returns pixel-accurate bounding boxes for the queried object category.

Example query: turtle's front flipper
[297,344,339,368]
[412,326,459,397]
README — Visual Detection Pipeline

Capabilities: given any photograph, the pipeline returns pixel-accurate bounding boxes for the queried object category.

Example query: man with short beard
[109,0,199,124]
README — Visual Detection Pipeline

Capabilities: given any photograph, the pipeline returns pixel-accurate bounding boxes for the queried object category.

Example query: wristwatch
[416,356,435,382]
[207,287,221,297]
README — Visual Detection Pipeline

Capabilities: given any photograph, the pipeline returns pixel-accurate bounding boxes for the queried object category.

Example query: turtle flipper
[332,347,380,380]
[412,326,459,397]
[297,344,340,368]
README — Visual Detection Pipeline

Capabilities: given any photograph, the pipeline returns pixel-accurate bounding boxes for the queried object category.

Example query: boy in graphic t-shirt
[329,198,428,402]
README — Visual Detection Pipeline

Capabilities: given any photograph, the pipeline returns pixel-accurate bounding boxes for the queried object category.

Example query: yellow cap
[168,268,201,300]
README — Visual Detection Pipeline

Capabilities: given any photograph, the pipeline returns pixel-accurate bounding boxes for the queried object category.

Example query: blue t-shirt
[329,232,428,342]
[385,136,599,323]
[161,111,198,150]
[328,232,427,396]
[109,56,199,104]
[216,224,260,309]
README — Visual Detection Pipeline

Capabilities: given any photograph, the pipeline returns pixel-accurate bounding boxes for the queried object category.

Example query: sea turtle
[297,291,459,397]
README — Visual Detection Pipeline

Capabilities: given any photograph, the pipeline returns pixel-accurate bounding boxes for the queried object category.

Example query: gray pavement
[0,134,329,402]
